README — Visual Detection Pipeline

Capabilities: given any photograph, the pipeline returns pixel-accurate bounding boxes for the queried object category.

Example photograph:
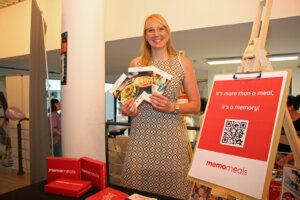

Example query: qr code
[220,119,248,148]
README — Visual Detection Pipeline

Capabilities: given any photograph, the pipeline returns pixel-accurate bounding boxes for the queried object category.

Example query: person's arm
[150,57,200,114]
[175,57,200,114]
[129,57,140,68]
[56,130,61,136]
[120,57,140,116]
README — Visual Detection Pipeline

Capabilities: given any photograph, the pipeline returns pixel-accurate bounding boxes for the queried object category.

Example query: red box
[268,179,282,200]
[45,178,92,198]
[85,187,129,200]
[46,157,81,182]
[81,157,107,190]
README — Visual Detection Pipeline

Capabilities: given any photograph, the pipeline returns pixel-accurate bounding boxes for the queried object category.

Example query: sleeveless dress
[120,56,192,199]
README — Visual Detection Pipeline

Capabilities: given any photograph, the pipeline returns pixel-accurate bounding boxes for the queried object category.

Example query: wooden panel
[108,135,129,186]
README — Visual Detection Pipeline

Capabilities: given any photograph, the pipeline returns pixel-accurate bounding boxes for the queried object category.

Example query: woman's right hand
[121,98,137,116]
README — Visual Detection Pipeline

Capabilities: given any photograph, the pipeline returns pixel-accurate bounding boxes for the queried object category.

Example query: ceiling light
[206,54,299,65]
[206,58,241,65]
[269,55,299,61]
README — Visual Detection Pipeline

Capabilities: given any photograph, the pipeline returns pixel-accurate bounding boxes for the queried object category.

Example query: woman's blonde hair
[140,14,177,66]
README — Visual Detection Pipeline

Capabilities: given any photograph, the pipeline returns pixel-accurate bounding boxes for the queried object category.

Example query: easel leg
[282,107,300,168]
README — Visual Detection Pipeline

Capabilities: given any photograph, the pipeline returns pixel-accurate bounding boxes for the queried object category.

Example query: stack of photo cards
[280,165,300,199]
[151,67,172,95]
[128,66,153,104]
[109,66,172,107]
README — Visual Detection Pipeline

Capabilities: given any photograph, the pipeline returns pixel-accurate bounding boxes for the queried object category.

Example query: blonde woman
[121,14,200,199]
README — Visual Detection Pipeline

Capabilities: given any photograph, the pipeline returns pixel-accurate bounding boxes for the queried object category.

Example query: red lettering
[205,160,248,176]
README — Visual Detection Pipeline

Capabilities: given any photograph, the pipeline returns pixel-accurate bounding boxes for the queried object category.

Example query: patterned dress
[121,56,192,199]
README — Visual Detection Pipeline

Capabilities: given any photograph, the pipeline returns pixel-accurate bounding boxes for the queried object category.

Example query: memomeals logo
[48,168,76,174]
[206,161,247,175]
[81,168,100,178]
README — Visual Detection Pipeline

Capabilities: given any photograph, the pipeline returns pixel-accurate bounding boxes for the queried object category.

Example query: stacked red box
[85,187,129,200]
[268,179,282,200]
[45,178,92,198]
[81,157,107,190]
[46,157,81,182]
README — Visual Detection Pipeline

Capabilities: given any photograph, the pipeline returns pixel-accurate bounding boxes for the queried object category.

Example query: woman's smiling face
[145,18,169,50]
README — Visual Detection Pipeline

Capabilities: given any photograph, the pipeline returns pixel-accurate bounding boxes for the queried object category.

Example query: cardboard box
[46,157,81,182]
[45,178,92,198]
[85,187,129,200]
[81,157,107,190]
[108,136,129,186]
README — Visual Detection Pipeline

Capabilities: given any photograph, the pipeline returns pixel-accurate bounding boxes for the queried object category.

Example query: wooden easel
[237,0,300,168]
[188,1,299,199]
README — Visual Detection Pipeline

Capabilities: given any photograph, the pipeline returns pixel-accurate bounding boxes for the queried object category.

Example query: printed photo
[280,165,300,200]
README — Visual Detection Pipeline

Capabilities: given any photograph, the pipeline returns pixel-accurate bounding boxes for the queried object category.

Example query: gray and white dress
[121,56,191,199]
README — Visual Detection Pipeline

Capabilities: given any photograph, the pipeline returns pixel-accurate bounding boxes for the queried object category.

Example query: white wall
[1,0,300,59]
[0,0,61,59]
[0,2,31,58]
[105,0,300,41]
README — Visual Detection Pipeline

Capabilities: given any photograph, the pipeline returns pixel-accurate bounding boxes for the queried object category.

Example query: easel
[188,1,300,199]
[237,0,300,168]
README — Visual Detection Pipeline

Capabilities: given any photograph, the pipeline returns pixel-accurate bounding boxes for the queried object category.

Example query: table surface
[0,180,181,200]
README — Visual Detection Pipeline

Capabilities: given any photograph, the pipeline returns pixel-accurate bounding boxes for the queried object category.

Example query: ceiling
[0,16,299,82]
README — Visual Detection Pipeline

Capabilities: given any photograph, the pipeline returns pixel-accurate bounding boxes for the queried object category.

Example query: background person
[287,95,300,132]
[49,98,62,157]
[277,95,300,166]
[120,14,200,199]
[0,92,11,166]
[198,98,207,128]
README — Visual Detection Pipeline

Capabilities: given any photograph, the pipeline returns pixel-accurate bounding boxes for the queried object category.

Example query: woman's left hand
[150,93,174,113]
